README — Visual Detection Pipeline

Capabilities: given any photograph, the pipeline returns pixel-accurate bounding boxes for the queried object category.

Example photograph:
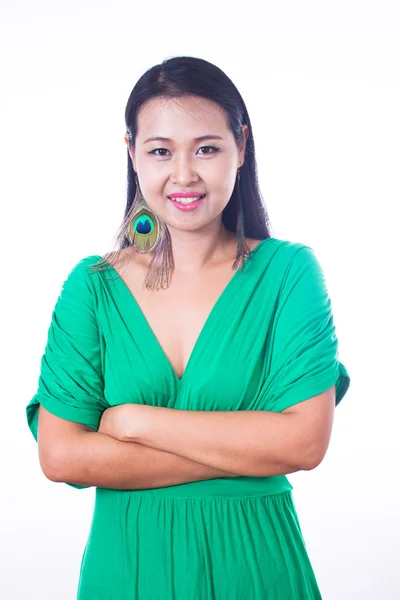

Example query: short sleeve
[263,244,350,413]
[26,256,108,489]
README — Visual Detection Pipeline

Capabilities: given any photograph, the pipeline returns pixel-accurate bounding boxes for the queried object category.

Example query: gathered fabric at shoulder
[26,256,108,489]
[253,244,350,413]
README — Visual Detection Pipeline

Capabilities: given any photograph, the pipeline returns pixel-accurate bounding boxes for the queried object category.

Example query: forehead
[136,96,229,139]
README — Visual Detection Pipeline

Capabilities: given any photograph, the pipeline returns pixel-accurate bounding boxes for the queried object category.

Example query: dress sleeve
[26,256,108,489]
[262,245,351,413]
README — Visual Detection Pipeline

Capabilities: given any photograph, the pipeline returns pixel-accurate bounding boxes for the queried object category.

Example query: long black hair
[91,56,273,280]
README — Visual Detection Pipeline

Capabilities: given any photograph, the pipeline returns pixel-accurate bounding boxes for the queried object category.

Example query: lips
[169,194,206,204]
[168,193,206,198]
[168,195,206,211]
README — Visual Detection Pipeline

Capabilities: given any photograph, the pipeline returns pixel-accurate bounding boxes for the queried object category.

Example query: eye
[148,146,221,157]
[148,148,169,156]
[198,145,221,155]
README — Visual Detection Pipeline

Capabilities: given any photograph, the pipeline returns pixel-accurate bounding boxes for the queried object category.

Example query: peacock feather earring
[127,176,161,253]
[126,175,174,291]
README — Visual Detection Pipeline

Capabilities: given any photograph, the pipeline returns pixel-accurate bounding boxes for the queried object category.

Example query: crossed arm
[43,385,336,487]
[101,385,336,476]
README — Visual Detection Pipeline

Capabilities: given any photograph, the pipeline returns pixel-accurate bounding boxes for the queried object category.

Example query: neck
[167,222,237,274]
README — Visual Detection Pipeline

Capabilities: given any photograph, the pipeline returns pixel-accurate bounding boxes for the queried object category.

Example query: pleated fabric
[26,237,351,599]
[77,488,321,600]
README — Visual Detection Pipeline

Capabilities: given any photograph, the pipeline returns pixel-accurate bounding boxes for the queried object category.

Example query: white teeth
[172,195,205,204]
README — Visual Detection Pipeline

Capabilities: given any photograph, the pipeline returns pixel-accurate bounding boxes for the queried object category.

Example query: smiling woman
[26,55,350,600]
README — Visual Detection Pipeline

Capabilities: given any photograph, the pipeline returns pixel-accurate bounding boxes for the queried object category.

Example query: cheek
[137,172,164,199]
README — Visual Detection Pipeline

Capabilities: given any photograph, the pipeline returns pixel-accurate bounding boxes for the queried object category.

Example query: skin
[98,391,336,474]
[125,94,250,270]
[99,95,254,438]
[37,96,335,485]
[97,95,336,470]
[105,95,260,386]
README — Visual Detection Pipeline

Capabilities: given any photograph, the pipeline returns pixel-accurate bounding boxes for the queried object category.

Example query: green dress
[26,237,350,599]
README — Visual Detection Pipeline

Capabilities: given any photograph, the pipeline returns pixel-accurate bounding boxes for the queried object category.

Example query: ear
[239,124,249,167]
[124,134,136,171]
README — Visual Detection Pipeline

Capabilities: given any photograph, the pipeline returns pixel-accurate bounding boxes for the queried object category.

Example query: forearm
[131,408,311,477]
[51,430,240,489]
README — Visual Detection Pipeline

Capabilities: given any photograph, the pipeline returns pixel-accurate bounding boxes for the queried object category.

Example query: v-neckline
[98,237,272,383]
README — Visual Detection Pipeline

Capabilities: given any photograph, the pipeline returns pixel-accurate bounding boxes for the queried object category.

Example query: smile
[168,195,206,211]
[171,195,206,204]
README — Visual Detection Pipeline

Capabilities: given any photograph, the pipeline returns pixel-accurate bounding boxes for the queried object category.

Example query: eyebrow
[143,135,224,144]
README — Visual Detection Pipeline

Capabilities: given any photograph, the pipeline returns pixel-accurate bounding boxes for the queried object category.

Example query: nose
[170,156,199,185]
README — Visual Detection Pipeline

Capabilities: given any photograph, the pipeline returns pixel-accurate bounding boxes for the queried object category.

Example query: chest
[117,261,238,380]
[97,248,277,412]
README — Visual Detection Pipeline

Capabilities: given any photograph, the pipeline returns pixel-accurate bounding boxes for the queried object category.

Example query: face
[124,95,248,233]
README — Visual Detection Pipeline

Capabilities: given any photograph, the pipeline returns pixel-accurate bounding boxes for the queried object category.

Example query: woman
[27,56,351,599]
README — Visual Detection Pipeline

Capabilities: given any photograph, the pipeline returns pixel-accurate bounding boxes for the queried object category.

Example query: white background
[1,1,399,598]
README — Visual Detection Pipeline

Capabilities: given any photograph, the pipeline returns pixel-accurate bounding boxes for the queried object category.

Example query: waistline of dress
[96,475,293,499]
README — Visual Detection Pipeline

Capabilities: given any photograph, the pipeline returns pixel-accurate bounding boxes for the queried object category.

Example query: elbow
[43,466,61,482]
[39,447,65,482]
[302,443,328,471]
[40,457,62,482]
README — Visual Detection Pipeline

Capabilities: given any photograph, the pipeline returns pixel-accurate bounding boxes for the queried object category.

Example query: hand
[98,404,134,441]
[98,404,162,441]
